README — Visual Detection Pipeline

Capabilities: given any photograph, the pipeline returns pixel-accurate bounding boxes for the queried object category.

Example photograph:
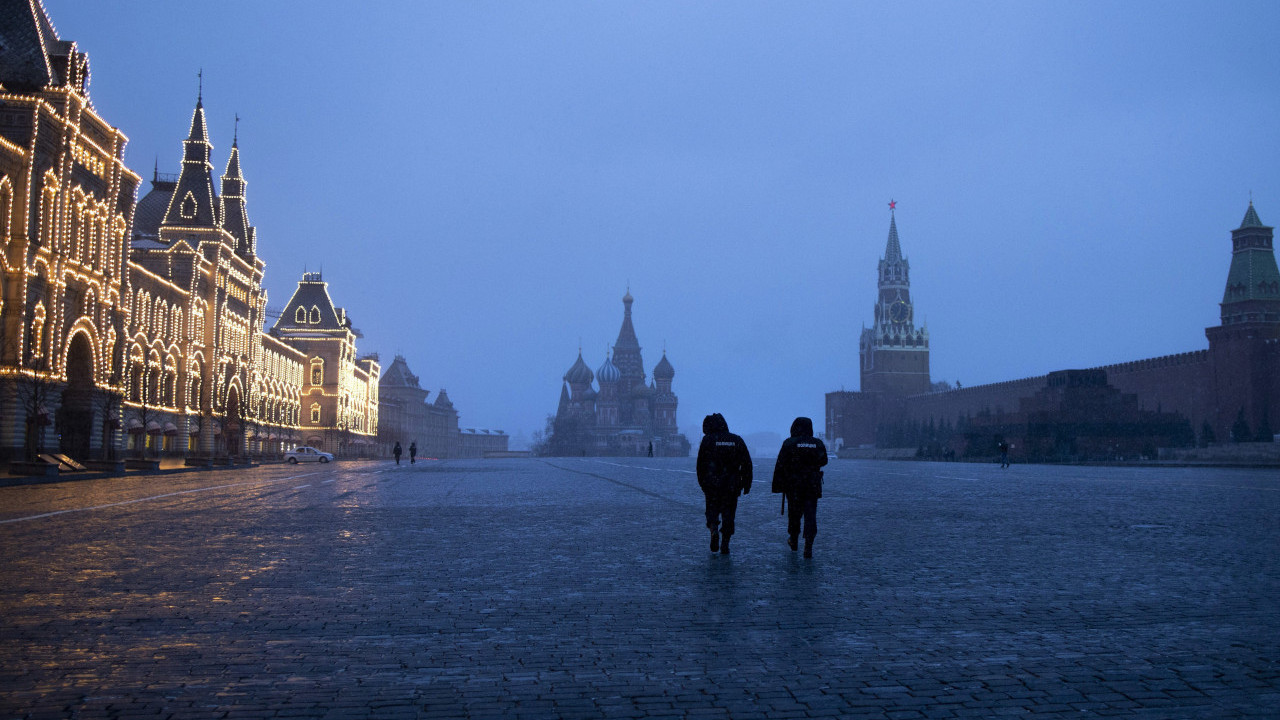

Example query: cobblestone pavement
[0,458,1277,718]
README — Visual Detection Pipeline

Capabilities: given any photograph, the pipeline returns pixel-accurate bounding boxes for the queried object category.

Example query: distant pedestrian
[393,441,402,465]
[409,442,417,464]
[998,440,1009,468]
[696,413,752,555]
[647,441,653,457]
[772,417,828,558]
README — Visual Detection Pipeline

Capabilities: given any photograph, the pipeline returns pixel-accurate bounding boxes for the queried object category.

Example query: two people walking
[696,413,827,558]
[392,441,418,465]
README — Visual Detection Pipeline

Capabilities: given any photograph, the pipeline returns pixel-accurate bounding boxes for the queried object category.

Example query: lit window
[310,306,321,324]
[295,306,307,324]
[310,404,321,424]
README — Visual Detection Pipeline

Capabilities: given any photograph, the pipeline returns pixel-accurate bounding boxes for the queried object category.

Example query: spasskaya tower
[859,202,931,395]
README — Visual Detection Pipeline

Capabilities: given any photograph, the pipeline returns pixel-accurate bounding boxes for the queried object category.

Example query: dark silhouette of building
[542,290,689,456]
[828,203,1280,460]
[376,354,507,459]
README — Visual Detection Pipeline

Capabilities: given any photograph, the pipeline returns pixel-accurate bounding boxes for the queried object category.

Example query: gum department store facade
[0,4,385,462]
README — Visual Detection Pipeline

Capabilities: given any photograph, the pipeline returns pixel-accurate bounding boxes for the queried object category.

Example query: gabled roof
[272,273,348,333]
[380,355,421,389]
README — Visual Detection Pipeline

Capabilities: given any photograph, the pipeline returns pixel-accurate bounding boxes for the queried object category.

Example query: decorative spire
[188,92,209,143]
[884,205,902,263]
[221,122,252,255]
[161,93,220,230]
[1241,201,1265,229]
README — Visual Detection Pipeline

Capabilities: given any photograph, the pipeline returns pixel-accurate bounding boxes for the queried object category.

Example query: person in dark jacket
[771,417,828,558]
[393,441,402,465]
[409,442,418,464]
[696,413,753,555]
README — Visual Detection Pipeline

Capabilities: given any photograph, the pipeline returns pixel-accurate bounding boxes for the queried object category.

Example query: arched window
[295,306,307,324]
[29,303,47,361]
[310,358,323,386]
[310,403,321,424]
[310,306,321,324]
[180,191,197,219]
[154,300,167,338]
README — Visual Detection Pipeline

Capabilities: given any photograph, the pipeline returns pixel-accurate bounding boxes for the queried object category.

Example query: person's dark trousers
[786,492,818,541]
[704,490,739,537]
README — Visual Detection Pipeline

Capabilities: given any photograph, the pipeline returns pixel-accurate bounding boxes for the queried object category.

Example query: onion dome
[597,354,621,384]
[564,351,594,385]
[653,352,674,380]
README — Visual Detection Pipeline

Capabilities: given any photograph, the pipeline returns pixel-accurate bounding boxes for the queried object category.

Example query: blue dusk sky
[41,1,1280,446]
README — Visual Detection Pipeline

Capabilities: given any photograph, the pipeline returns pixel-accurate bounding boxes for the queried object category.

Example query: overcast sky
[44,1,1280,446]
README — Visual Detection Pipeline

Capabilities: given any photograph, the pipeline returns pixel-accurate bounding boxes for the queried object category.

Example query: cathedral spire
[616,287,639,350]
[612,287,645,384]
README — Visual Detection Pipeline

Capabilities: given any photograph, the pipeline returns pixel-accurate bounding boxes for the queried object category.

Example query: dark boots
[788,534,798,551]
[720,532,730,555]
[803,538,814,558]
[710,529,719,553]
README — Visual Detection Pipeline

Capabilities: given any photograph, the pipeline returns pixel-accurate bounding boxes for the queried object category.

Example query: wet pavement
[0,457,1277,718]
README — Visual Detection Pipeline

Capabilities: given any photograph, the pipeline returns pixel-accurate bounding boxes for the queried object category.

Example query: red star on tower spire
[888,199,896,211]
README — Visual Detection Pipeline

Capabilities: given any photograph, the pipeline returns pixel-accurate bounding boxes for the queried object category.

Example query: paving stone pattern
[0,458,1277,718]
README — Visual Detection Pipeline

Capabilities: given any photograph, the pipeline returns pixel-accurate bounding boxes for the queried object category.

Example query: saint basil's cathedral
[546,290,690,457]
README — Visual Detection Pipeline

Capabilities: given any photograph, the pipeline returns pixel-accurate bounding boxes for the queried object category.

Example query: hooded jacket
[771,417,828,497]
[696,413,753,495]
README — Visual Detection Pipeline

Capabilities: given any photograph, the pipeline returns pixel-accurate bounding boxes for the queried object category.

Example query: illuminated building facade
[269,273,379,455]
[0,1,379,462]
[0,1,139,460]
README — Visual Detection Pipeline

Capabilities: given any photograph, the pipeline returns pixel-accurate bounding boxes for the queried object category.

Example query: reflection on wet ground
[0,458,1277,717]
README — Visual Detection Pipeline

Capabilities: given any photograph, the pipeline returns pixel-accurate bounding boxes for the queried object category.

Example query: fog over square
[45,1,1280,443]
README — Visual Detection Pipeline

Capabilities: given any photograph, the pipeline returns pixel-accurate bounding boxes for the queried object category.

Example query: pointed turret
[861,202,931,396]
[161,95,220,231]
[885,211,903,263]
[220,131,255,258]
[1241,201,1265,229]
[612,288,645,384]
[1220,201,1280,325]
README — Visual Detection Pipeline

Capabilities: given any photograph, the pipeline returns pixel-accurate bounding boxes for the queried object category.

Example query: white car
[284,446,334,464]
